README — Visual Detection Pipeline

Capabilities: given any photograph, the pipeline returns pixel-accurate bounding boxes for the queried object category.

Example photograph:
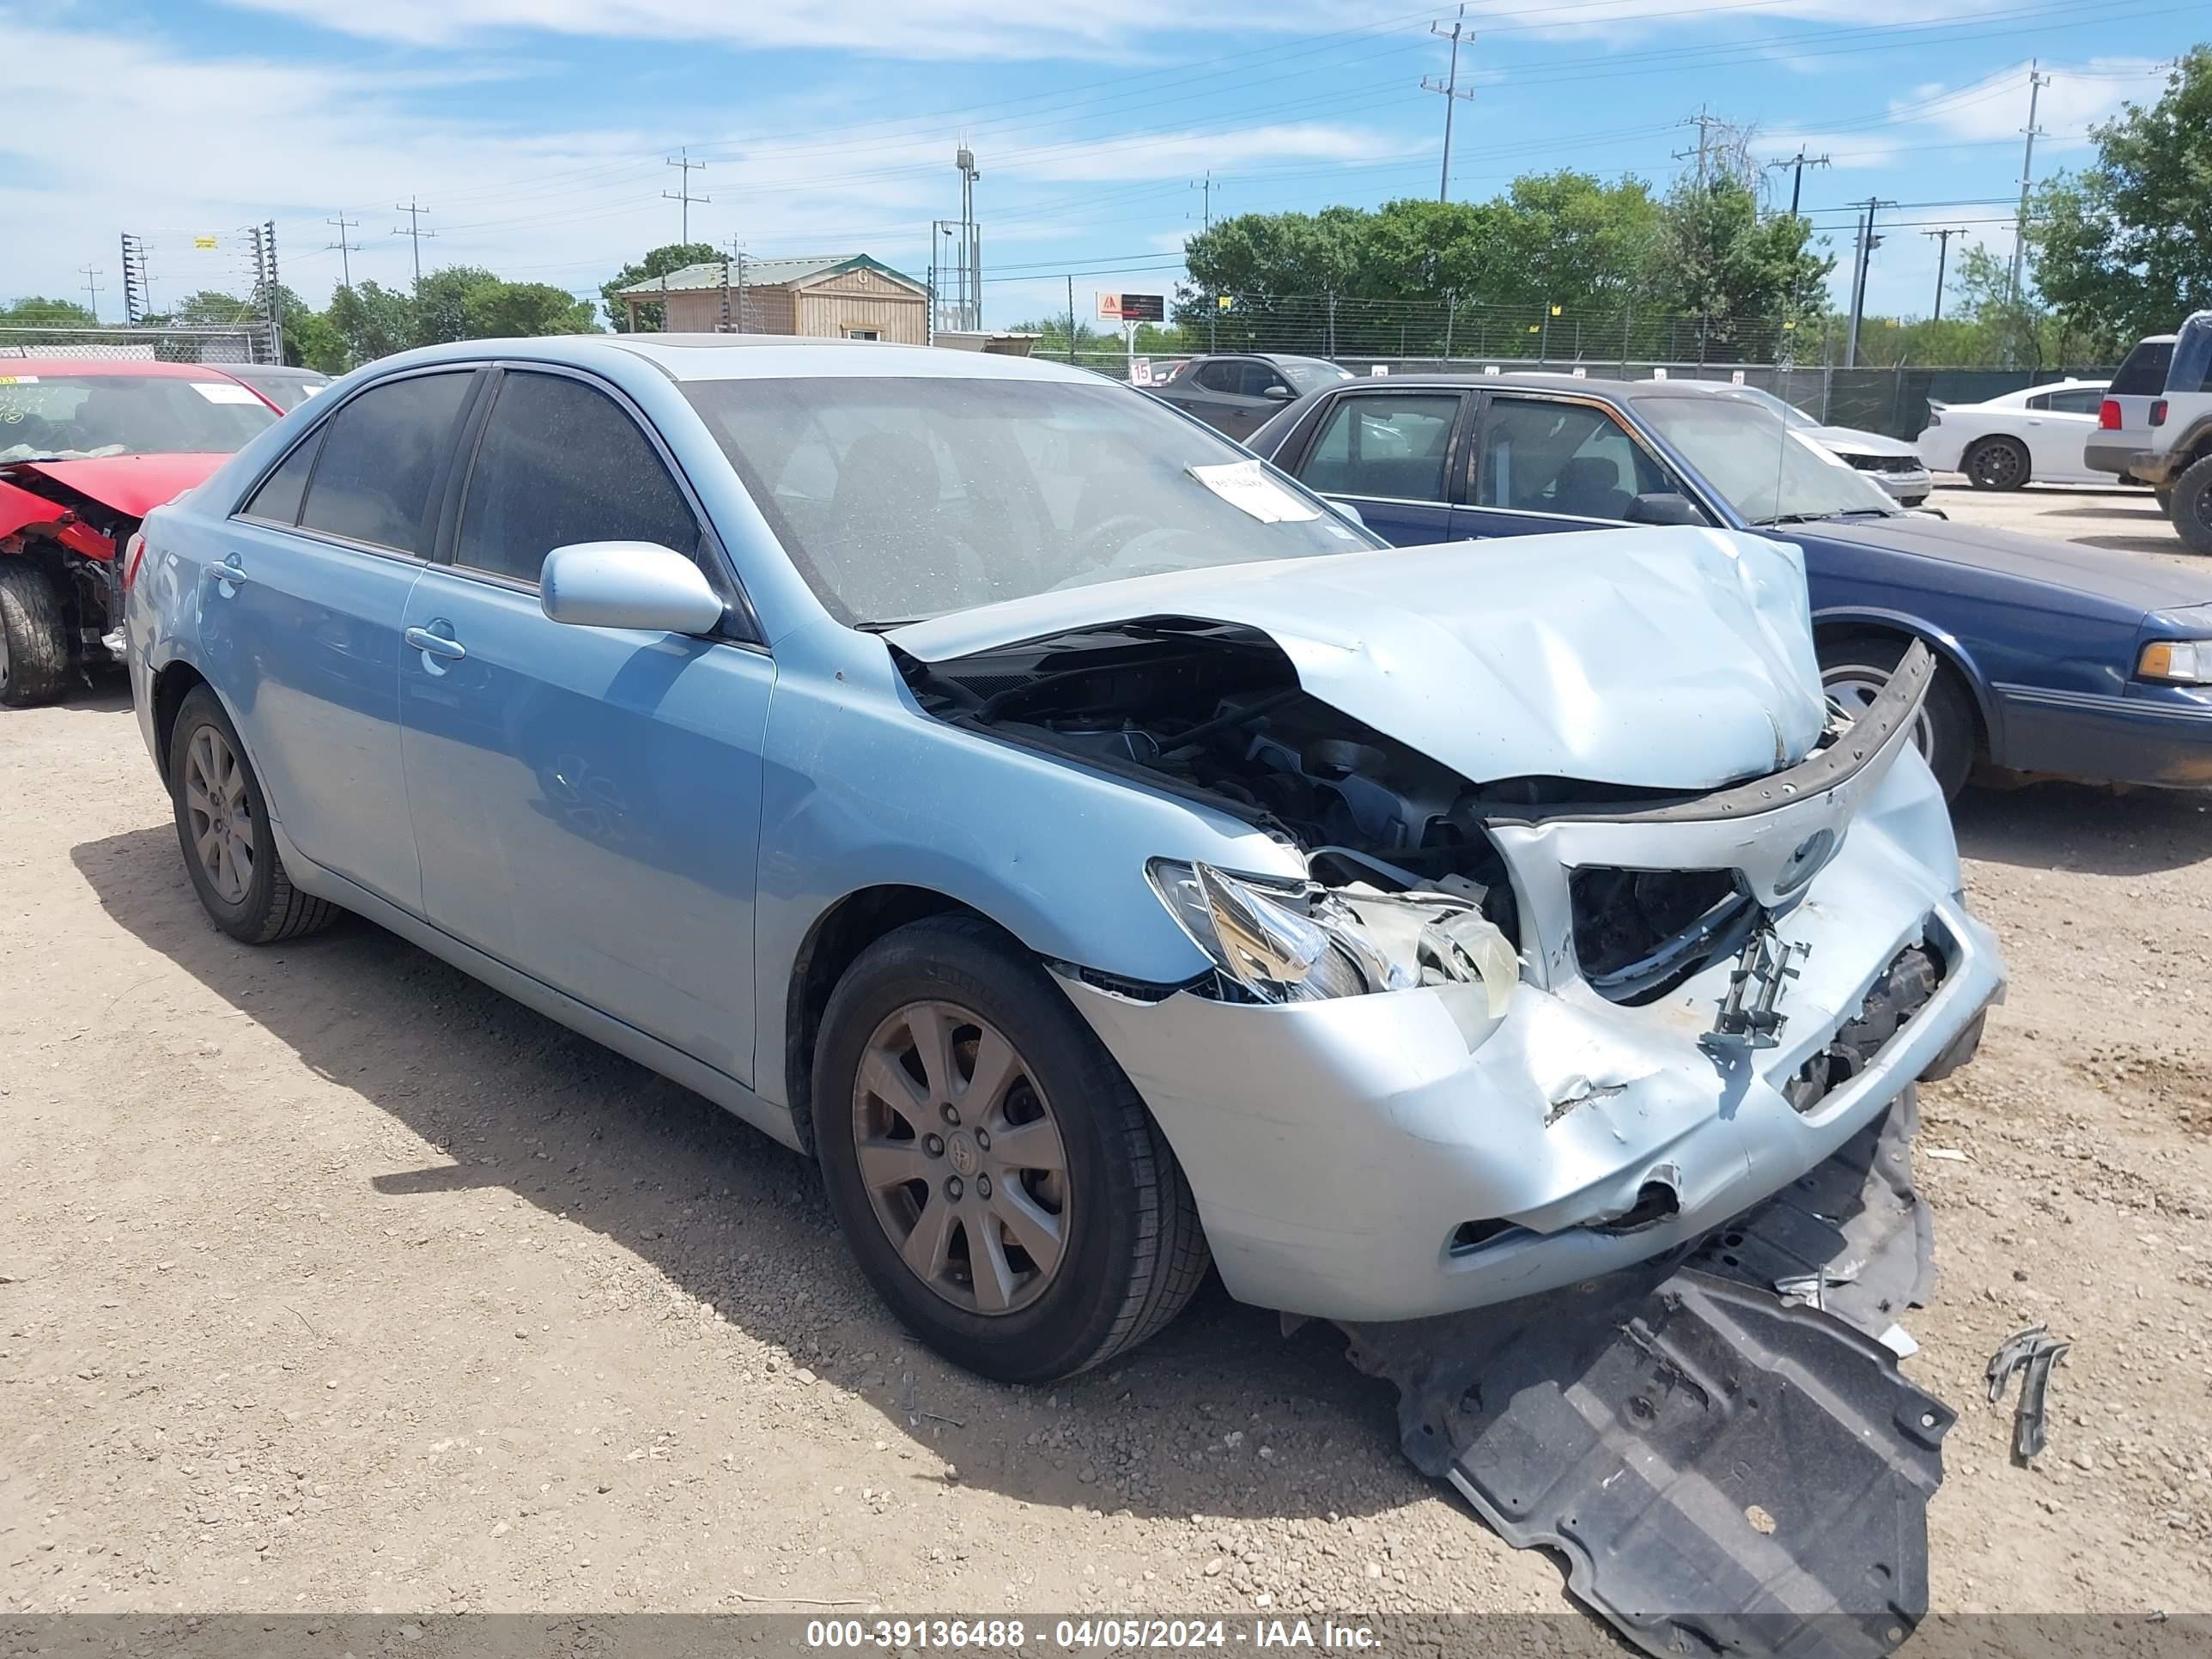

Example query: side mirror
[1262,384,1294,401]
[540,542,724,635]
[1324,497,1366,529]
[1624,491,1706,527]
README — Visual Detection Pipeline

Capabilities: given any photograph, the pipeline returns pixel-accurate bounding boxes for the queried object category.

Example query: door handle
[214,553,247,596]
[404,624,467,662]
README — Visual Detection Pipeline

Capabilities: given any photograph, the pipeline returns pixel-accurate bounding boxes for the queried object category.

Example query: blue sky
[3,0,2197,332]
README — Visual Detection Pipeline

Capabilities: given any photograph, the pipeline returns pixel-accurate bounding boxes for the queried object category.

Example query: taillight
[2151,399,2169,427]
[2099,399,2122,429]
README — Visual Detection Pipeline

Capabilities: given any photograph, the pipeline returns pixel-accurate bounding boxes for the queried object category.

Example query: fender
[1810,601,2002,744]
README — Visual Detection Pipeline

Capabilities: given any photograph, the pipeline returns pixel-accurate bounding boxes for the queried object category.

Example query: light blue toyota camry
[125,335,2002,1382]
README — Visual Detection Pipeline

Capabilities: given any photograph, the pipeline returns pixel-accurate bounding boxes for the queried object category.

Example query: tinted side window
[1239,362,1291,398]
[1476,399,1667,519]
[298,372,474,555]
[456,372,702,586]
[1192,361,1243,394]
[240,432,320,526]
[2045,387,2106,414]
[2025,392,2053,410]
[2111,341,2174,397]
[1299,394,1461,501]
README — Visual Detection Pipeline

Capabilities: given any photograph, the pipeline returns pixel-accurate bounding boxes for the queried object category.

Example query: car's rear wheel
[1963,436,2030,491]
[1818,634,1978,801]
[0,562,69,708]
[2172,455,2212,556]
[168,686,341,944]
[814,915,1209,1382]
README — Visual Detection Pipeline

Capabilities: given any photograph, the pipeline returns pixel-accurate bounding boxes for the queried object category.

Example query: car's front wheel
[1962,436,2030,490]
[0,562,69,708]
[814,915,1209,1382]
[1819,634,1978,801]
[168,686,341,944]
[2172,455,2212,556]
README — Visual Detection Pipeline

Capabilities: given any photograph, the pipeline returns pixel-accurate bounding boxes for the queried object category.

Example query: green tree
[0,295,98,331]
[600,242,719,331]
[465,280,598,339]
[1651,178,1832,353]
[2033,46,2212,344]
[325,281,418,366]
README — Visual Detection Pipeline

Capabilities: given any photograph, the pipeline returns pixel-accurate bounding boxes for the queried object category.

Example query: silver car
[1677,380,1933,505]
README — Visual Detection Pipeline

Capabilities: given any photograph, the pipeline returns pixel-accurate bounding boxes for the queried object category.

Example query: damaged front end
[891,575,2002,1324]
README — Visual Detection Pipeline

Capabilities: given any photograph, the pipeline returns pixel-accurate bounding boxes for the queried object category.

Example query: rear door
[1277,388,1468,545]
[2023,386,2104,481]
[208,366,481,910]
[396,364,773,1084]
[1449,392,1682,541]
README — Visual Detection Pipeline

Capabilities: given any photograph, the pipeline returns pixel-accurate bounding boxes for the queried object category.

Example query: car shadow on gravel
[69,823,1425,1529]
[1953,781,2212,876]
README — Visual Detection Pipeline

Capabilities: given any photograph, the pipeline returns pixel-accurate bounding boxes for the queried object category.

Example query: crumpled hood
[3,453,229,520]
[1803,423,1921,459]
[890,526,1827,791]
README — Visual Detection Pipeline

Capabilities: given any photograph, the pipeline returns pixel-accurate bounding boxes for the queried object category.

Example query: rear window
[0,372,276,461]
[2167,315,2212,397]
[2111,339,2175,397]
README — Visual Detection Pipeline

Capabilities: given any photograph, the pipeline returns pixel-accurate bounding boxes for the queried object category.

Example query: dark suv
[1149,353,1352,441]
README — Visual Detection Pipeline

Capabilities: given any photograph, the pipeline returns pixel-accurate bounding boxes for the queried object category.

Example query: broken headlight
[1146,859,1518,1013]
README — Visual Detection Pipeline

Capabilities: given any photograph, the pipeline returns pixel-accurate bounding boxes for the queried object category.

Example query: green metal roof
[614,254,925,297]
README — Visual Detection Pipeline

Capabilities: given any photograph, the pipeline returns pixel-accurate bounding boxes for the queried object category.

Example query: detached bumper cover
[1060,649,2003,1322]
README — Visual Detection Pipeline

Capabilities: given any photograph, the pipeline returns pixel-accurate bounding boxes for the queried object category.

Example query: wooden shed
[614,255,929,343]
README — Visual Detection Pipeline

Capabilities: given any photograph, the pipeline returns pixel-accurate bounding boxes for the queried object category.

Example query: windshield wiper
[1753,507,1897,526]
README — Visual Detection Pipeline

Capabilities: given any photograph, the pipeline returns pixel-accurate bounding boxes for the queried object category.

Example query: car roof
[224,363,329,380]
[0,356,241,379]
[1281,369,1656,397]
[370,333,1121,387]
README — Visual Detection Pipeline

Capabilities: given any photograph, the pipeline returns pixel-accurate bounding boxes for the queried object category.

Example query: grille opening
[1450,1218,1519,1254]
[1783,942,1946,1115]
[1591,1181,1681,1236]
[1571,866,1758,1006]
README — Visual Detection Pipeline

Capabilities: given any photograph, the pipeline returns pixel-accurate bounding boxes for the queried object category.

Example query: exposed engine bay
[897,616,1798,1006]
[0,463,134,702]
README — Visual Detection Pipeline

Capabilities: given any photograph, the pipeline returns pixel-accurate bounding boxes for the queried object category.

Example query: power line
[1421,6,1476,203]
[664,145,710,244]
[391,198,435,289]
[325,213,361,289]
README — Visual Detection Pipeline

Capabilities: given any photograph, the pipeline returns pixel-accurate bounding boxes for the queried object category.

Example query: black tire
[1818,634,1978,802]
[814,915,1209,1382]
[1962,435,2030,491]
[167,686,341,945]
[2172,455,2212,556]
[0,561,69,708]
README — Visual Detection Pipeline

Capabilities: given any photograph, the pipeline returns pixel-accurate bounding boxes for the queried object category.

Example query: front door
[396,367,774,1085]
[1284,389,1468,546]
[205,367,481,908]
[1449,393,1677,542]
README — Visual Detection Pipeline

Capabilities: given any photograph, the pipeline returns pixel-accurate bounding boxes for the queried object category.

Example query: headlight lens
[2137,640,2212,684]
[1146,858,1520,1013]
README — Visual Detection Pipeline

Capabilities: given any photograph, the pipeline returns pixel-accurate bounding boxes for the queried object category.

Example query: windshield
[684,376,1379,625]
[0,373,277,461]
[1719,384,1820,429]
[1638,392,1899,524]
[1282,360,1355,393]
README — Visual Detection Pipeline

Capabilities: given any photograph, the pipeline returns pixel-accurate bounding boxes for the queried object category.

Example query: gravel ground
[3,483,2209,1624]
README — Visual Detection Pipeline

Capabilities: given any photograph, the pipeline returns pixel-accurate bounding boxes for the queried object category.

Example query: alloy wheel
[183,726,255,904]
[1971,442,2026,489]
[851,1000,1071,1316]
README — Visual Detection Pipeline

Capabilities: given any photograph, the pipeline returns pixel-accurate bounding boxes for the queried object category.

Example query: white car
[1916,378,2110,489]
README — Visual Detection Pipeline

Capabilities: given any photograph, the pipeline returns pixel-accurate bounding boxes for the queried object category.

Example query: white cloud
[1892,58,2167,149]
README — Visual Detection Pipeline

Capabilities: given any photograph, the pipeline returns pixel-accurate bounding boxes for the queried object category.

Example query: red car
[1,358,279,704]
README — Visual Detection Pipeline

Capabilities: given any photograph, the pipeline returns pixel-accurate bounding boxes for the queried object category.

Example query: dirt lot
[4,481,2210,1624]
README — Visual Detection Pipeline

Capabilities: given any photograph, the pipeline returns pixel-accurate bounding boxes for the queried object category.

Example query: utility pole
[664,146,710,244]
[1766,148,1831,217]
[392,198,435,289]
[1190,170,1216,233]
[1674,104,1728,188]
[1922,227,1968,321]
[1066,275,1077,365]
[80,264,104,323]
[1420,6,1475,203]
[1844,198,1895,368]
[119,234,148,325]
[1192,170,1222,350]
[2008,60,2050,302]
[259,221,283,362]
[325,213,361,289]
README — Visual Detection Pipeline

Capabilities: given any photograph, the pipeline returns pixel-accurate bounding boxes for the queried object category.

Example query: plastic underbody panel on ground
[1341,1102,1952,1659]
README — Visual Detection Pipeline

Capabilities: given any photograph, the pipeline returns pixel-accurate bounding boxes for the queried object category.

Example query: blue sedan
[125,337,1998,1383]
[1249,373,2212,797]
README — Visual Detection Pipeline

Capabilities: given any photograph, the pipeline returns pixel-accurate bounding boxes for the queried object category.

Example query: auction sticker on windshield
[1188,459,1321,523]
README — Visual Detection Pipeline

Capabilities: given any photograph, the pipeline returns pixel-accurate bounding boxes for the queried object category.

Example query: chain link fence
[0,323,279,365]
